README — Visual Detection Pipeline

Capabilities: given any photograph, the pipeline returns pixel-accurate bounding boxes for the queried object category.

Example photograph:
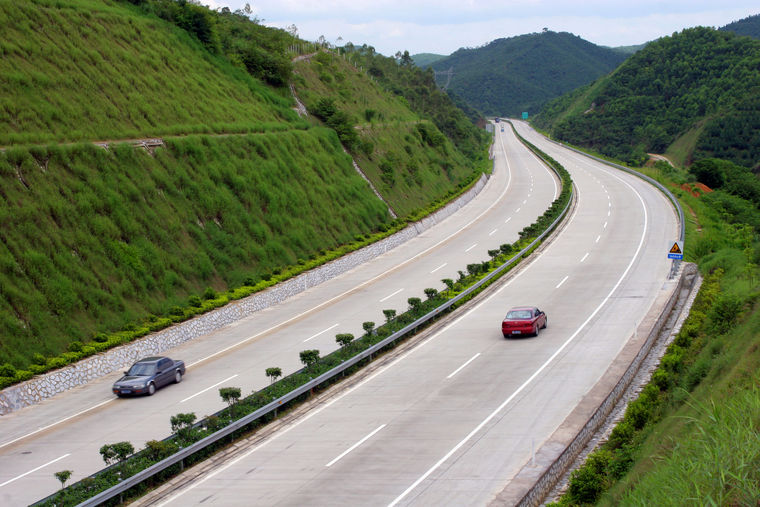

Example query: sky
[202,1,759,56]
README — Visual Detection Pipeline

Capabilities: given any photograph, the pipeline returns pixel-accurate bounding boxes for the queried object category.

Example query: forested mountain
[535,27,760,169]
[720,13,760,39]
[411,53,446,67]
[429,30,627,117]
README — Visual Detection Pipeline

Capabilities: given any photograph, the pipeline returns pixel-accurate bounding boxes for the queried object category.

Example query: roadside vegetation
[548,151,760,505]
[0,0,489,381]
[293,50,487,216]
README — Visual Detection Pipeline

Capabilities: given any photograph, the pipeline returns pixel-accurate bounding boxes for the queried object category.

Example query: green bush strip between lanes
[35,124,572,506]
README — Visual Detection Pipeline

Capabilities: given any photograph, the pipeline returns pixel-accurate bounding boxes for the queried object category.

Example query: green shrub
[0,363,17,377]
[68,341,83,353]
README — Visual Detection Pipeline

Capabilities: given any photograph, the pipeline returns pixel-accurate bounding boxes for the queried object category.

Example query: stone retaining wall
[0,173,489,415]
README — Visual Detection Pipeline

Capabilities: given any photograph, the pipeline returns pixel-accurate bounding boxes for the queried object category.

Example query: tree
[335,333,354,349]
[265,367,282,384]
[219,387,242,418]
[407,297,422,312]
[441,278,454,290]
[488,249,500,261]
[145,439,178,461]
[362,321,375,336]
[400,50,413,67]
[54,470,72,490]
[99,441,134,467]
[170,412,198,440]
[424,288,438,300]
[299,349,320,371]
[383,309,397,323]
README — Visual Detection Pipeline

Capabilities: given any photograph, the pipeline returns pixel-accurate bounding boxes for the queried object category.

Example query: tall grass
[0,0,300,145]
[0,129,389,367]
[619,387,760,505]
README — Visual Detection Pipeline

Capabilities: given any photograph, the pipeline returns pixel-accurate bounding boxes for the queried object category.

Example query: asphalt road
[134,123,679,506]
[0,125,560,505]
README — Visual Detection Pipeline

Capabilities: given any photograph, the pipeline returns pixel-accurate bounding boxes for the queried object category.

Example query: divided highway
[0,125,559,505]
[143,122,679,506]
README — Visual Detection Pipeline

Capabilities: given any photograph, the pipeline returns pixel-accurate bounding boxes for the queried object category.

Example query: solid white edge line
[465,243,478,252]
[181,374,239,403]
[303,323,340,343]
[555,275,569,289]
[0,453,70,489]
[325,424,387,467]
[446,353,481,379]
[388,127,650,507]
[380,288,404,303]
[0,399,113,450]
[430,263,447,274]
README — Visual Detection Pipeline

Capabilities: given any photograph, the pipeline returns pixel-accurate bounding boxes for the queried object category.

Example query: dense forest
[720,13,760,39]
[535,27,760,169]
[427,31,627,117]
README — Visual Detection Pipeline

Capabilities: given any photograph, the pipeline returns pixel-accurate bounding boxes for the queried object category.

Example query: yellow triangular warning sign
[670,242,682,254]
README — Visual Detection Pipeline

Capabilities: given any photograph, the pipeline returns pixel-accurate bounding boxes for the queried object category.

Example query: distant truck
[112,356,185,396]
[495,117,500,123]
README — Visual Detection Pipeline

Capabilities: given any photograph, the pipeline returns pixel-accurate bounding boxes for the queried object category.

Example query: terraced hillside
[0,0,487,375]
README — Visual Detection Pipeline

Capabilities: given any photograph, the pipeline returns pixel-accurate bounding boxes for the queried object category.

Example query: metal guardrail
[48,131,573,507]
[525,126,685,278]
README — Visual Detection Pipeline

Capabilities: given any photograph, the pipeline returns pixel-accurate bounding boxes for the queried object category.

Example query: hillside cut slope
[431,31,627,117]
[0,0,485,373]
[535,27,760,169]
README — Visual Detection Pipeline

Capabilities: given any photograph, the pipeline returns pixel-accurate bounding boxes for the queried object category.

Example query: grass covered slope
[535,27,760,169]
[0,129,389,366]
[293,51,484,216]
[430,31,627,117]
[0,0,300,145]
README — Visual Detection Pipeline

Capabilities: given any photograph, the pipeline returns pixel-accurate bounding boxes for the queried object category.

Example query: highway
[142,122,679,506]
[0,124,560,505]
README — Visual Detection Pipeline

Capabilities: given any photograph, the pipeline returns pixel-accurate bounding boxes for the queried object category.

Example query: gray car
[112,356,185,396]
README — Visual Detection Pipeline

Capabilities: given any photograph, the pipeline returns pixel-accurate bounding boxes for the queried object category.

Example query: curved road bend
[148,122,678,506]
[0,125,558,505]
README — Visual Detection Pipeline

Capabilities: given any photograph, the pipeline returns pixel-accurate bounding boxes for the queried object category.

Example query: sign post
[668,241,684,260]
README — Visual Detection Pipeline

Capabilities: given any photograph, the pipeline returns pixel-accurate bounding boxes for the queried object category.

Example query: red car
[502,306,547,337]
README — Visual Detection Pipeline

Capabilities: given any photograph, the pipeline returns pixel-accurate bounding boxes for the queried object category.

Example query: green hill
[720,13,760,39]
[430,31,627,117]
[535,27,760,169]
[411,53,447,67]
[0,0,487,371]
[0,0,300,145]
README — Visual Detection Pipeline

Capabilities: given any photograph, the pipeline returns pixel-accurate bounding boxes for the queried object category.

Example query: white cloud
[201,1,759,55]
